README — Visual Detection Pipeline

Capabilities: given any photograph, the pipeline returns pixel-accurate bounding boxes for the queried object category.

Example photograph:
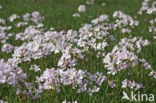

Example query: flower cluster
[149,18,156,39]
[0,0,156,101]
[139,59,156,79]
[1,43,14,53]
[36,68,107,95]
[86,0,94,5]
[0,59,27,86]
[73,5,86,18]
[103,37,150,75]
[138,0,156,15]
[0,59,38,99]
[91,14,109,25]
[9,14,19,22]
[72,0,96,17]
[16,22,28,28]
[113,11,139,33]
[122,79,144,90]
[108,80,117,88]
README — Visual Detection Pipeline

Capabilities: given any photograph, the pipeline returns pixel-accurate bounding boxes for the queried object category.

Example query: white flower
[122,79,128,88]
[0,18,5,24]
[73,13,80,18]
[27,42,40,52]
[78,5,86,12]
[1,43,14,53]
[0,5,3,9]
[29,64,41,72]
[101,3,106,6]
[16,22,28,27]
[23,13,30,21]
[9,14,19,22]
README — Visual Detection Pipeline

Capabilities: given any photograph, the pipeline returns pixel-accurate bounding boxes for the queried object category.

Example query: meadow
[0,0,156,103]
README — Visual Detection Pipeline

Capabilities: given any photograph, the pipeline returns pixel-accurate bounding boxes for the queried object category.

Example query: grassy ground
[0,0,156,103]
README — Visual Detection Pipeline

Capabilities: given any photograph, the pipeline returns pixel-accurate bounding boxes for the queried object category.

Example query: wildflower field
[0,0,156,103]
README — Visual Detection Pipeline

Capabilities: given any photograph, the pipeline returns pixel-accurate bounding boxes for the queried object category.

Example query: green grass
[0,0,156,103]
